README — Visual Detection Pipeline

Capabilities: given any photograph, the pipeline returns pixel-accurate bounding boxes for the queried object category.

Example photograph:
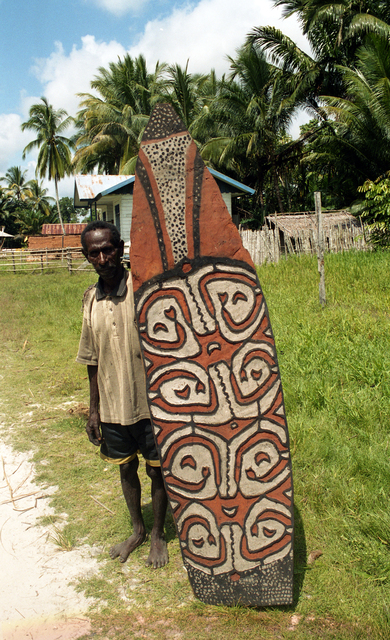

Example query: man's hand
[86,411,102,446]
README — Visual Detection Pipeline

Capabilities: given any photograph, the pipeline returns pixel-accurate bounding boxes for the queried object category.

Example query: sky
[0,0,310,199]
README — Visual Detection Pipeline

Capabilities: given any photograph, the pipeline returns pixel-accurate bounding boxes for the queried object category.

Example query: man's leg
[145,463,169,569]
[109,456,146,563]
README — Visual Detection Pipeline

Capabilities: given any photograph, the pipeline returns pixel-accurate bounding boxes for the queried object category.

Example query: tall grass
[0,251,389,639]
[258,252,390,635]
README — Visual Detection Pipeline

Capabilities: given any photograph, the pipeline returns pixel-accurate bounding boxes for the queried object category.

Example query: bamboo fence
[240,219,368,266]
[0,247,93,274]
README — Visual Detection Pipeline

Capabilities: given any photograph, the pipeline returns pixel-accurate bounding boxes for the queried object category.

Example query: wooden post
[67,249,72,274]
[256,229,261,266]
[359,215,367,247]
[315,191,326,306]
[12,249,16,273]
[273,216,281,263]
[40,252,44,274]
[273,228,280,263]
[268,225,272,263]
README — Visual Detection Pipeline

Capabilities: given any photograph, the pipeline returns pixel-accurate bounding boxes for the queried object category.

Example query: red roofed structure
[28,223,88,251]
[41,223,87,236]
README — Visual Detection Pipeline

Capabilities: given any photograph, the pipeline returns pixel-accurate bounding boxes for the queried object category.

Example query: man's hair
[81,220,121,252]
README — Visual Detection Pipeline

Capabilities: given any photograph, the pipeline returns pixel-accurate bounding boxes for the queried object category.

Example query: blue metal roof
[208,169,255,195]
[99,176,135,197]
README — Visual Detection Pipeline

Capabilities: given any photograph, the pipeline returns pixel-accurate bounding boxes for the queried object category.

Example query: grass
[0,251,389,639]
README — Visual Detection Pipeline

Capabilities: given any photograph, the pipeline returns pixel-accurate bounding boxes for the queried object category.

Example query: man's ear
[82,249,89,261]
[119,239,124,257]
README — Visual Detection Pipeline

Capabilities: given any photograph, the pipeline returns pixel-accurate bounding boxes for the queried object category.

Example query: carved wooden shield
[130,103,294,606]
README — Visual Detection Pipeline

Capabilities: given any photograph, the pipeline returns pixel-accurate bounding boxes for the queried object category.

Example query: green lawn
[0,250,389,639]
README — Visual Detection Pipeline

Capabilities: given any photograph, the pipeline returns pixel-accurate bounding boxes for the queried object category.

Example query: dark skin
[83,228,168,568]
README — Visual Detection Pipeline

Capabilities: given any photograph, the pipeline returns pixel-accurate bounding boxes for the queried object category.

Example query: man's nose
[97,250,108,264]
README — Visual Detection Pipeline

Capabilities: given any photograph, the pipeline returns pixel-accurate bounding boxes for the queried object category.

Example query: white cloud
[86,0,148,17]
[49,173,75,199]
[0,114,32,177]
[0,36,127,198]
[129,0,310,76]
[31,36,127,117]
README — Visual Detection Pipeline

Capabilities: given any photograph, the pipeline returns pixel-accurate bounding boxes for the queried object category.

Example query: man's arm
[86,364,102,445]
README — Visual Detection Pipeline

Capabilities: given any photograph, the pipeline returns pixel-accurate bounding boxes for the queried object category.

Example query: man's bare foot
[146,533,169,569]
[109,530,146,563]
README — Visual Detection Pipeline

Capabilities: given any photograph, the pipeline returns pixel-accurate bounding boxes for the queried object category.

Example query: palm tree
[162,62,210,130]
[322,35,390,182]
[276,0,390,51]
[248,0,390,119]
[28,180,54,217]
[75,56,224,175]
[200,44,300,214]
[0,186,13,228]
[1,166,33,202]
[21,97,74,234]
[74,54,168,175]
[189,69,225,145]
[15,207,58,238]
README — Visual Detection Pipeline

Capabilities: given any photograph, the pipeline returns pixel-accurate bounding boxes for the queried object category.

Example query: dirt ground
[0,441,100,640]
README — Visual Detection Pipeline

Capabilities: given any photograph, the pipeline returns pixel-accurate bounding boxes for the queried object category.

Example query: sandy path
[0,441,100,640]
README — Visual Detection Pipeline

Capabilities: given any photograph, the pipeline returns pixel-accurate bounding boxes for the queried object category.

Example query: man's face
[84,228,124,282]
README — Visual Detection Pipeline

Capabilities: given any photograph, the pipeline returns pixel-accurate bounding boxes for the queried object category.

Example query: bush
[358,173,390,246]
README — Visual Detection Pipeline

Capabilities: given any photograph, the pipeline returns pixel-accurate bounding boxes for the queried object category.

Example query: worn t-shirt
[76,269,150,425]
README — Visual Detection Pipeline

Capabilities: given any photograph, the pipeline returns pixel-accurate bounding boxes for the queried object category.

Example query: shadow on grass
[248,504,306,613]
[293,504,307,606]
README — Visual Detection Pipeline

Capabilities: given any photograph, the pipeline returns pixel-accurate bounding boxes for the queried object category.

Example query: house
[265,210,363,252]
[74,171,255,242]
[28,223,88,250]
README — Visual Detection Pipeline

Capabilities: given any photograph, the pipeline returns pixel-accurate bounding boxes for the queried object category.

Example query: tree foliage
[74,54,168,175]
[200,43,325,221]
[57,196,88,223]
[12,2,390,233]
[357,173,390,246]
[0,168,57,243]
[1,166,33,202]
[22,97,74,234]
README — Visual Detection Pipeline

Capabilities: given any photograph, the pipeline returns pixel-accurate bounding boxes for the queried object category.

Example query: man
[76,220,168,569]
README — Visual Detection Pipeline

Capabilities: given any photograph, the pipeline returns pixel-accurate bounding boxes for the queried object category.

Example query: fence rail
[0,247,93,274]
[239,221,368,266]
[1,220,369,274]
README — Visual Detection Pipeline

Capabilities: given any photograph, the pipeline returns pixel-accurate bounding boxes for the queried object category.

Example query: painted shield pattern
[130,104,294,606]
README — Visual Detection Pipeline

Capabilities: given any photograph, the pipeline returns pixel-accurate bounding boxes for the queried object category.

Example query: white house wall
[117,194,133,243]
[221,192,232,215]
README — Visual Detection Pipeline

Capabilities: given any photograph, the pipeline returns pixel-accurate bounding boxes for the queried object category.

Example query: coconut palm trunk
[272,162,284,213]
[55,175,66,235]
